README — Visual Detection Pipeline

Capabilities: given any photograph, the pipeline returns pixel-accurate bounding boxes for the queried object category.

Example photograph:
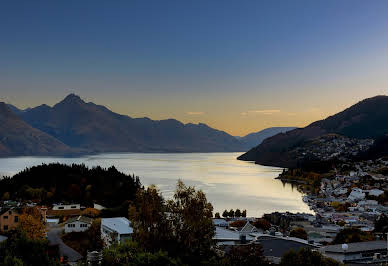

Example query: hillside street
[47,223,82,263]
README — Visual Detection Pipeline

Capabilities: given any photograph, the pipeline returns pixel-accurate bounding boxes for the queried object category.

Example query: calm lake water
[0,152,312,217]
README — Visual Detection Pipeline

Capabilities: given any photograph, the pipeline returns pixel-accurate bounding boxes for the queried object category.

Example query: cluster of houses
[213,213,388,264]
[1,156,388,264]
[0,201,132,250]
[49,204,133,248]
[1,197,388,264]
[302,159,388,238]
[291,134,374,162]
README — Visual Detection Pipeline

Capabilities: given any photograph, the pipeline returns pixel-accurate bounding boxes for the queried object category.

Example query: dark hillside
[238,96,388,167]
[0,163,141,208]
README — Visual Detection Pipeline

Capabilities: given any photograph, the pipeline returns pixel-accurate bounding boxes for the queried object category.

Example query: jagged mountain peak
[57,93,85,106]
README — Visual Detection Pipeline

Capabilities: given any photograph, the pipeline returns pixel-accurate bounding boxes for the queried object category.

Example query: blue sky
[1,0,388,135]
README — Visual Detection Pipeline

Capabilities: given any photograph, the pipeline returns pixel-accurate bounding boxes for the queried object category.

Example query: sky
[1,0,388,136]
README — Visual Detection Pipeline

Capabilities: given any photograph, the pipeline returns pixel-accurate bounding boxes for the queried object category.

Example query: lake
[0,152,312,217]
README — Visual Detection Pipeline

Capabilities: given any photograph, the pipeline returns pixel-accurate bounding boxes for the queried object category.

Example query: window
[3,216,8,219]
[14,216,18,223]
[8,211,11,215]
[58,207,64,210]
[3,225,8,231]
[71,206,76,209]
[67,224,75,228]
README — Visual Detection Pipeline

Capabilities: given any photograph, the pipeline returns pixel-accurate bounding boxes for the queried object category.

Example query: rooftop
[257,236,315,258]
[65,215,93,225]
[101,217,133,235]
[0,235,8,243]
[213,227,254,241]
[321,241,387,254]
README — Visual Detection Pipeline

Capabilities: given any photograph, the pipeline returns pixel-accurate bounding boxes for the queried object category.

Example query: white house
[93,203,106,210]
[334,188,348,196]
[53,204,81,211]
[65,216,93,233]
[347,188,365,202]
[101,217,133,247]
[213,218,228,228]
[367,189,384,197]
[213,227,254,246]
[320,241,388,263]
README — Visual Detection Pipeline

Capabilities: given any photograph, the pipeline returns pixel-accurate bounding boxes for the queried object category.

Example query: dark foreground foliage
[0,163,141,207]
[331,227,375,244]
[279,248,342,266]
[0,231,60,265]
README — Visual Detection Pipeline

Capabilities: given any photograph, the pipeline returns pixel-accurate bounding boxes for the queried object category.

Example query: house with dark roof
[256,235,317,263]
[320,240,388,263]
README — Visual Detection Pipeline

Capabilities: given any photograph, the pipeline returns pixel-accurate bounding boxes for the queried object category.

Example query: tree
[374,214,388,233]
[229,209,235,218]
[279,248,341,266]
[2,192,10,201]
[290,228,308,240]
[129,185,171,252]
[0,231,59,265]
[253,219,271,231]
[167,180,215,262]
[229,220,246,228]
[88,218,103,250]
[81,208,100,218]
[215,212,220,218]
[222,210,229,218]
[332,227,375,244]
[18,207,45,240]
[222,243,269,266]
[241,210,247,218]
[2,256,23,266]
[102,240,180,265]
[235,209,241,217]
[62,219,103,256]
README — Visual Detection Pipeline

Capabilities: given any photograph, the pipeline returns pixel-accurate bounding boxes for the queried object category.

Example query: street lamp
[342,243,348,263]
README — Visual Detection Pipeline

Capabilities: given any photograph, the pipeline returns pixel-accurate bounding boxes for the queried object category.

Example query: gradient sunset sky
[1,0,388,136]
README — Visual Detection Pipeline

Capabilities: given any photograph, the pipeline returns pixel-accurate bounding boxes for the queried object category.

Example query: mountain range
[238,96,388,167]
[237,127,296,150]
[1,94,260,156]
[0,102,73,156]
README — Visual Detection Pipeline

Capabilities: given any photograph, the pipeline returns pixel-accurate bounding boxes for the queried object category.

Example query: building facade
[101,217,133,247]
[0,208,21,233]
[64,216,93,233]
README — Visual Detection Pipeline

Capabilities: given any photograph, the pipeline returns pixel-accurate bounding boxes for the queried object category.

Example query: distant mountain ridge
[0,102,74,157]
[14,94,245,153]
[238,96,388,167]
[238,127,296,150]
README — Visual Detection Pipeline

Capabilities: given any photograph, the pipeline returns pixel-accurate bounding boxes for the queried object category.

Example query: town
[1,157,387,265]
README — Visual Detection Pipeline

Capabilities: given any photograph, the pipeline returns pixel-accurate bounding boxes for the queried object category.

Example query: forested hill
[0,164,141,208]
[238,96,388,167]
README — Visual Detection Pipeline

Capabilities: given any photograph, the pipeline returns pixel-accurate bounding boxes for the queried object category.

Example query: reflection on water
[0,153,312,217]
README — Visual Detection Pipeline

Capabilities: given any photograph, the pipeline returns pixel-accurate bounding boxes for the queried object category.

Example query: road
[47,224,83,263]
